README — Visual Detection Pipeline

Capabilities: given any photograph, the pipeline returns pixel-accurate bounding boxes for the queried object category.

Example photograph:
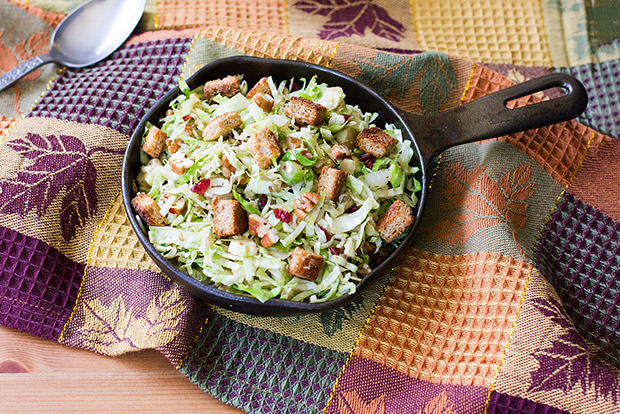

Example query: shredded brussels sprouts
[136,75,421,303]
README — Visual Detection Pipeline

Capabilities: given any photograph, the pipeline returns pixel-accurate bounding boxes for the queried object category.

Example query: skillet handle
[408,73,588,168]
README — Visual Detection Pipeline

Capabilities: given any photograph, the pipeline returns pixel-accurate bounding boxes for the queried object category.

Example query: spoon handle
[0,53,55,93]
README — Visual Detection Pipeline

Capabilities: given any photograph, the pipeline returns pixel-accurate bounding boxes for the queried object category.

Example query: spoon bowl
[0,0,146,92]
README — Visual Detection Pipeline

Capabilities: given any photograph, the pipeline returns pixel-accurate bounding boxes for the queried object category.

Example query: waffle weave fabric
[1,0,619,412]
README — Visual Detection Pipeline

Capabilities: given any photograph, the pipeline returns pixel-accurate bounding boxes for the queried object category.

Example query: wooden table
[0,326,243,413]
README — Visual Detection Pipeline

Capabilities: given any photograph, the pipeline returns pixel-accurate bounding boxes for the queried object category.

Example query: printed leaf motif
[0,133,121,241]
[528,297,620,402]
[78,289,186,356]
[417,391,456,414]
[337,390,393,414]
[293,0,405,42]
[320,295,364,336]
[353,52,457,114]
[424,162,534,248]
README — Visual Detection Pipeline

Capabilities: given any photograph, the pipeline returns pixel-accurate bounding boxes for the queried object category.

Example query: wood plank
[0,326,243,413]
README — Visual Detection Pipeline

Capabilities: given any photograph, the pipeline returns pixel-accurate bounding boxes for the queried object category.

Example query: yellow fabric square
[411,0,552,66]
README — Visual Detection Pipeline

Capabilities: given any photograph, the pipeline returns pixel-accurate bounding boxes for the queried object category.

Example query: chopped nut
[285,97,326,126]
[132,193,166,226]
[294,192,320,219]
[221,155,236,179]
[318,167,348,201]
[285,136,304,150]
[288,247,324,281]
[203,75,241,102]
[248,214,280,248]
[169,152,193,175]
[330,144,350,160]
[202,111,242,141]
[166,137,183,154]
[142,126,166,158]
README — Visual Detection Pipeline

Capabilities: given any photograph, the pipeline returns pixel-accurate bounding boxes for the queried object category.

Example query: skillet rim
[121,56,427,315]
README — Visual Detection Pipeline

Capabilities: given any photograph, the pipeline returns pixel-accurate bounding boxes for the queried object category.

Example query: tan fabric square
[355,249,531,387]
[412,0,551,66]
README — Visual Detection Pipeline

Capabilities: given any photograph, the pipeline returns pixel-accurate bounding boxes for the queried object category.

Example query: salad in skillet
[132,74,421,303]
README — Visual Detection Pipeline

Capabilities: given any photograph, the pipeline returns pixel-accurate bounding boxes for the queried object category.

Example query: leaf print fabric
[293,0,405,41]
[0,133,123,241]
[78,289,187,355]
[529,297,620,402]
[424,162,534,248]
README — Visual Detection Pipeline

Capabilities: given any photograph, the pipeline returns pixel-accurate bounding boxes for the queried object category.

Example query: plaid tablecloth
[1,0,619,412]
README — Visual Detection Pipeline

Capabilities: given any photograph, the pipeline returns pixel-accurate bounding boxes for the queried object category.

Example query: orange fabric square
[355,250,531,387]
[463,65,600,187]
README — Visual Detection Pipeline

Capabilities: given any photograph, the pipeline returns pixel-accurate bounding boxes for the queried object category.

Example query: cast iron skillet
[122,56,587,315]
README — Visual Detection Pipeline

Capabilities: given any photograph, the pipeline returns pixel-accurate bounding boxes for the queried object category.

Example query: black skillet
[122,56,587,315]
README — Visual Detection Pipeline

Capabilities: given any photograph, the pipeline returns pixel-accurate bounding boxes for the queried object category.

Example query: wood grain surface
[0,326,243,413]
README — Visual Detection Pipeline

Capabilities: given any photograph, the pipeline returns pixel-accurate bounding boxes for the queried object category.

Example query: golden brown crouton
[285,97,326,126]
[142,126,167,158]
[330,144,350,160]
[251,93,274,113]
[213,199,248,238]
[288,247,324,281]
[202,111,242,141]
[131,193,166,226]
[166,137,183,154]
[318,167,348,201]
[355,127,398,158]
[248,128,282,169]
[294,192,320,219]
[376,199,413,243]
[203,75,241,102]
[246,77,271,99]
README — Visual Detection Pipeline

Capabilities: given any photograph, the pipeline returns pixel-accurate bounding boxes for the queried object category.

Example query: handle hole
[505,86,567,109]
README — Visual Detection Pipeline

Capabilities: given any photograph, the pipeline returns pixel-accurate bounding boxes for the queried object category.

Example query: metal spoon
[0,0,146,92]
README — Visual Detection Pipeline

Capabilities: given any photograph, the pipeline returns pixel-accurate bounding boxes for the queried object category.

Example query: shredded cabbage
[136,75,422,303]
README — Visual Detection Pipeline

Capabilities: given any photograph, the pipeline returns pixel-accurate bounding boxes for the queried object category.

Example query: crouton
[294,192,320,219]
[131,193,166,226]
[248,128,282,169]
[142,126,167,158]
[318,167,347,201]
[246,77,271,99]
[248,214,280,248]
[285,97,326,126]
[221,155,236,179]
[355,127,398,158]
[213,199,248,238]
[288,247,324,281]
[203,75,241,102]
[166,137,183,154]
[376,199,413,243]
[202,111,242,141]
[330,144,350,160]
[251,93,273,113]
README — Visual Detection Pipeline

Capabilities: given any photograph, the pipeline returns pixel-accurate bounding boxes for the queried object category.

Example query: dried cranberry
[183,115,192,122]
[274,208,292,223]
[318,225,332,241]
[343,114,352,121]
[359,153,375,168]
[294,121,303,129]
[329,247,341,255]
[258,194,268,212]
[347,205,361,213]
[190,178,210,195]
